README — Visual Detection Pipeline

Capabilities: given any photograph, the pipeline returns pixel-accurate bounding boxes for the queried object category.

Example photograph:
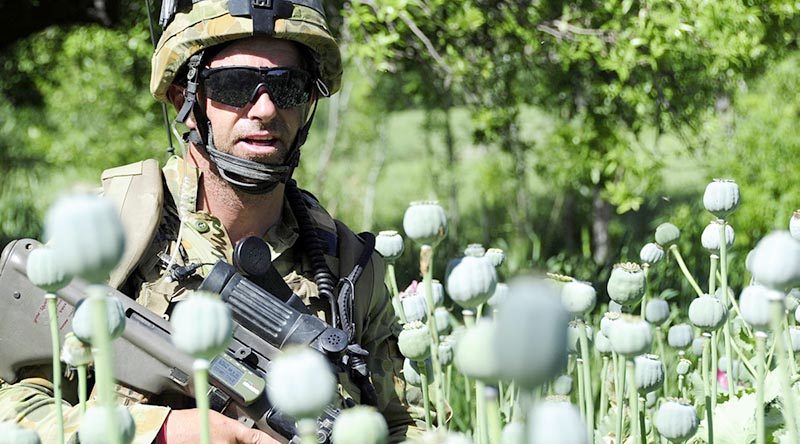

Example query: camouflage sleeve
[0,378,170,444]
[357,253,425,443]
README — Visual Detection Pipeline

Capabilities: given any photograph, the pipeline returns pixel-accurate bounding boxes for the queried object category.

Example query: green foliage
[0,21,168,244]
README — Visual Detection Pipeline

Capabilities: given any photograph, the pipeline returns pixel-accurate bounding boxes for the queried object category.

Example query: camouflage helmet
[150,0,342,103]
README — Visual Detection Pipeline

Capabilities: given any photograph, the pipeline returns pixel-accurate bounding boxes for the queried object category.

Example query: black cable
[285,179,340,328]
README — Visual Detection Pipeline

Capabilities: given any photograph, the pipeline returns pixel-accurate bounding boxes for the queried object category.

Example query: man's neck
[187,146,285,246]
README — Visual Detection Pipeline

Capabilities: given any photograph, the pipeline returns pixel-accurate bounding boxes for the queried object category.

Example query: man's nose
[247,84,278,120]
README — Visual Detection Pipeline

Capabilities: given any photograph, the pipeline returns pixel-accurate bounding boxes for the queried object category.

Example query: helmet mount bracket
[229,0,295,35]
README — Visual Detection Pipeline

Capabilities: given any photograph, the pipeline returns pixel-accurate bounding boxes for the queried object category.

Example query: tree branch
[536,20,616,43]
[396,11,454,86]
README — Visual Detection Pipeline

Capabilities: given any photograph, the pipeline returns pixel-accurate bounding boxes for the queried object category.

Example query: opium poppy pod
[791,210,800,241]
[398,321,431,362]
[701,220,735,253]
[455,319,501,383]
[0,421,41,444]
[600,312,621,337]
[402,358,431,387]
[463,243,486,257]
[640,242,665,265]
[402,201,447,246]
[494,277,569,390]
[374,230,404,263]
[790,326,800,352]
[667,324,694,350]
[635,354,665,394]
[655,223,681,246]
[608,315,652,357]
[78,406,136,444]
[607,263,646,306]
[703,178,740,219]
[26,247,71,293]
[266,346,337,420]
[566,321,593,355]
[486,282,509,310]
[646,391,658,408]
[688,295,727,331]
[749,231,800,290]
[594,330,613,355]
[740,284,781,330]
[645,298,670,325]
[676,359,692,376]
[654,399,699,443]
[331,406,389,444]
[44,193,125,284]
[786,288,800,311]
[691,336,707,357]
[171,291,232,361]
[433,307,451,335]
[446,253,497,309]
[71,289,126,344]
[438,339,454,366]
[418,279,445,308]
[484,248,505,267]
[561,281,596,317]
[61,332,93,367]
[400,291,428,323]
[527,398,588,444]
[553,375,573,396]
[502,422,525,444]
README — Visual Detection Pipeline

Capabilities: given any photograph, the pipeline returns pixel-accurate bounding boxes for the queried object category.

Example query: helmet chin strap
[176,51,320,195]
[183,125,298,194]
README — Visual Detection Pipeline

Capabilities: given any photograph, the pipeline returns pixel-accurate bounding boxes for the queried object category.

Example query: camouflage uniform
[0,156,420,442]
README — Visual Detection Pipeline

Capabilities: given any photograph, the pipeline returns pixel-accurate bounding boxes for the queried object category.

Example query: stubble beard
[214,119,293,165]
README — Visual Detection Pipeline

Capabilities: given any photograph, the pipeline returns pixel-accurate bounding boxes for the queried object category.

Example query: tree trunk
[443,106,459,241]
[314,80,352,191]
[361,122,386,231]
[562,191,577,252]
[592,188,612,265]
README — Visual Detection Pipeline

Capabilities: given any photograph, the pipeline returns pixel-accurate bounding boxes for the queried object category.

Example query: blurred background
[2,0,799,298]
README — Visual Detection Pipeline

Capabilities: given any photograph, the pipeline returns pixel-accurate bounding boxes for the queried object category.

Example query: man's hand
[162,409,281,444]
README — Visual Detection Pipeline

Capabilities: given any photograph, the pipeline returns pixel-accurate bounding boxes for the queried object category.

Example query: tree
[341,0,800,268]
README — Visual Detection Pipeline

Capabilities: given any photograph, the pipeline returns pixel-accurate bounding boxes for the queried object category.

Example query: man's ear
[166,84,185,111]
[166,84,196,129]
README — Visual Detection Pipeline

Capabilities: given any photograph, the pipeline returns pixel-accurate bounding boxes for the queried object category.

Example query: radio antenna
[144,0,176,156]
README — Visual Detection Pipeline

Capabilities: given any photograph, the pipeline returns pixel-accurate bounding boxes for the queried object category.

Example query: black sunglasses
[199,66,313,109]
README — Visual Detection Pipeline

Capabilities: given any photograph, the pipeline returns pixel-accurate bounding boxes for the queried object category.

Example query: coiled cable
[285,179,340,328]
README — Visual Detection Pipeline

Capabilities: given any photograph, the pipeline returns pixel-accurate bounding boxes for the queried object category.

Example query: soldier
[0,0,420,442]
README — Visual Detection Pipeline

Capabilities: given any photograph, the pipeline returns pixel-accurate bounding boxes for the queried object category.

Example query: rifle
[0,238,348,443]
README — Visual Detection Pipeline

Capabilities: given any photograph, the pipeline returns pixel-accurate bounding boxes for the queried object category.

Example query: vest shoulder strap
[299,188,339,259]
[101,159,164,289]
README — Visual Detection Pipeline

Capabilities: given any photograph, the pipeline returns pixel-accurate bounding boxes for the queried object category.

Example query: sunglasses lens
[203,68,260,108]
[202,67,311,109]
[263,69,311,109]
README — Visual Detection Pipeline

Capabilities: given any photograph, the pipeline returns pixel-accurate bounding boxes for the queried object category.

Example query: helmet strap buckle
[176,52,205,124]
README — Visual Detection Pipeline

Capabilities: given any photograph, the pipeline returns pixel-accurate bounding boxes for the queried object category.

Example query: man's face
[203,37,308,165]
